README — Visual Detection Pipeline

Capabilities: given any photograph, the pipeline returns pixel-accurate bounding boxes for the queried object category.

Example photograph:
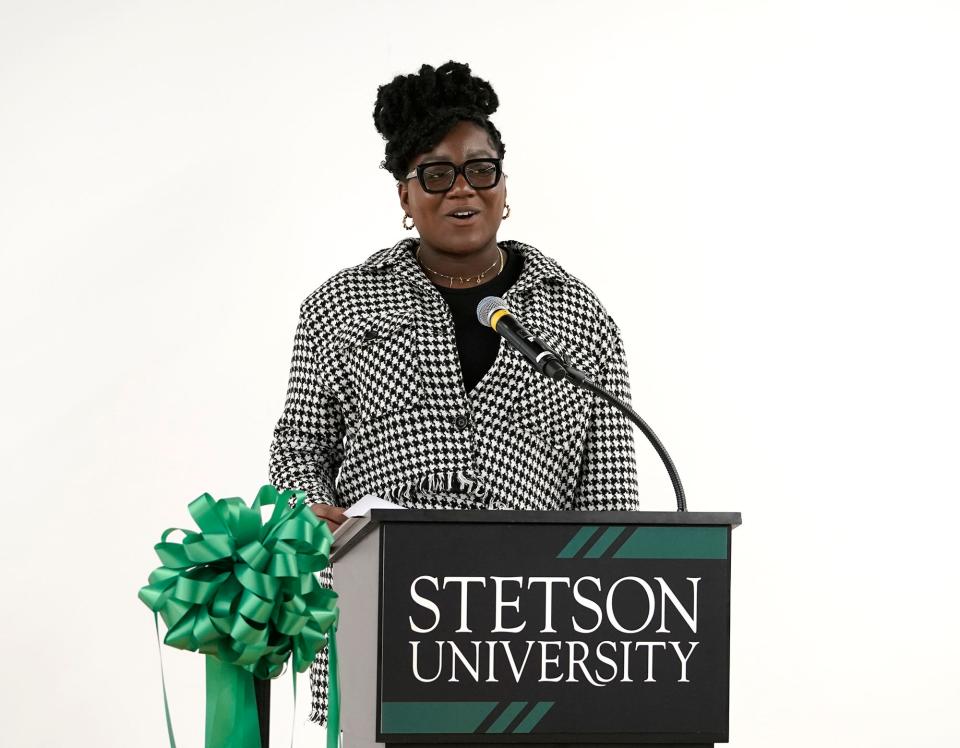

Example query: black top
[423,243,523,393]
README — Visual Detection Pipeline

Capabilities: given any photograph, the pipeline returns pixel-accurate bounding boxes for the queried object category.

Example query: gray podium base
[337,523,381,748]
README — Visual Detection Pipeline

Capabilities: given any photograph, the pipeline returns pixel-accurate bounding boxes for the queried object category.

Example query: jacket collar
[361,237,571,296]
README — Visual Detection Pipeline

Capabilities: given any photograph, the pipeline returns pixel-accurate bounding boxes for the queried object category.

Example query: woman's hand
[310,503,347,534]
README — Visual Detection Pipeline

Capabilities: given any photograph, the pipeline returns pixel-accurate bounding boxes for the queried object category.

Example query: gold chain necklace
[416,245,505,288]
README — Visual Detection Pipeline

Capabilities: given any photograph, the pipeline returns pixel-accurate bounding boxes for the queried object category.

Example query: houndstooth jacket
[267,236,640,725]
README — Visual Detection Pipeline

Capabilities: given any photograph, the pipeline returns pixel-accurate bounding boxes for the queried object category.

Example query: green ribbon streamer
[205,657,260,748]
[327,624,340,747]
[139,485,340,748]
[153,613,178,748]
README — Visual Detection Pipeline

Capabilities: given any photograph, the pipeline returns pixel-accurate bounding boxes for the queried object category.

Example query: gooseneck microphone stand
[561,361,687,512]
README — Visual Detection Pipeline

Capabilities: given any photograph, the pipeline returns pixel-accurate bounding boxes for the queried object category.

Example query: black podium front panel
[376,516,732,744]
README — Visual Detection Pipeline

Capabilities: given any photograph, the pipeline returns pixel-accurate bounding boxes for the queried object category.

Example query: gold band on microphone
[489,308,510,331]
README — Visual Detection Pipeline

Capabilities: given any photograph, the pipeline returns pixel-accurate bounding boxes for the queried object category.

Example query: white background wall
[2,1,958,745]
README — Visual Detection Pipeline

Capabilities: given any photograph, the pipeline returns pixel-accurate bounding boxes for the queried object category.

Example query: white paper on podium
[331,495,405,550]
[343,494,405,518]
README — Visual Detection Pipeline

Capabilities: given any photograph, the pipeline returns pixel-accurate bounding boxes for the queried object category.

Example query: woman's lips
[445,212,480,225]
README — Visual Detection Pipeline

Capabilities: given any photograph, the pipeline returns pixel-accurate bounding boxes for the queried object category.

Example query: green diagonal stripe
[583,525,625,558]
[513,701,555,733]
[557,526,598,558]
[381,702,498,733]
[486,701,527,733]
[613,526,728,559]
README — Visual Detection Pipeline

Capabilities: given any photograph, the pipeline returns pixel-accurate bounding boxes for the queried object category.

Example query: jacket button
[454,414,469,430]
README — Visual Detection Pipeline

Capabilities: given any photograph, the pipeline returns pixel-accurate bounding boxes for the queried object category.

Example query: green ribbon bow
[138,485,340,748]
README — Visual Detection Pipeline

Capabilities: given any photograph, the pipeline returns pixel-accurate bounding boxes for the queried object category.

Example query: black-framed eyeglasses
[404,158,503,193]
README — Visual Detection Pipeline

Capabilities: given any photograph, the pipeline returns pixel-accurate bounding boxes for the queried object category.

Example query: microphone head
[476,296,509,329]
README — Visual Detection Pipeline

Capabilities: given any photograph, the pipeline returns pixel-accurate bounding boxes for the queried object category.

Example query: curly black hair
[373,60,506,182]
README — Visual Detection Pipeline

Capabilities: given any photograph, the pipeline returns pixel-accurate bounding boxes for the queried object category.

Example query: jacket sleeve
[572,316,641,511]
[268,298,346,509]
[269,299,342,727]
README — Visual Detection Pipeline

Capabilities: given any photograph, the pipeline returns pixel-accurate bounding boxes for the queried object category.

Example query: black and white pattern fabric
[268,237,640,725]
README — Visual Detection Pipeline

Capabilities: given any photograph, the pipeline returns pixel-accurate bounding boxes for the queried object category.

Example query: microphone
[476,296,568,380]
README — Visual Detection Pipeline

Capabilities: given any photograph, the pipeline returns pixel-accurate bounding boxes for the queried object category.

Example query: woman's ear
[398,181,410,213]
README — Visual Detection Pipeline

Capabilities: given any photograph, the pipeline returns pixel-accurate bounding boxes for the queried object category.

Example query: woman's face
[398,120,507,256]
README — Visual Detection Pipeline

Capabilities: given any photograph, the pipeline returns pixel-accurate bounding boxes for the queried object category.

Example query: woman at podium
[267,60,641,731]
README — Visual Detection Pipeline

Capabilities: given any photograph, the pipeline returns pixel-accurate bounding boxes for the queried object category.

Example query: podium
[331,509,741,748]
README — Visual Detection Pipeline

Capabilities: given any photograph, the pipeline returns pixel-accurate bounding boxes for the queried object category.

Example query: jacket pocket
[334,312,422,422]
[507,372,590,451]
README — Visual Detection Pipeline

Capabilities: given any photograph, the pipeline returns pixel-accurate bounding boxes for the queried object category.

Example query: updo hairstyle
[373,60,507,182]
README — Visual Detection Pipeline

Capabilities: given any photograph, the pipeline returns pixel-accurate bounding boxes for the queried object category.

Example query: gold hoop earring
[502,203,511,220]
[403,214,415,230]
